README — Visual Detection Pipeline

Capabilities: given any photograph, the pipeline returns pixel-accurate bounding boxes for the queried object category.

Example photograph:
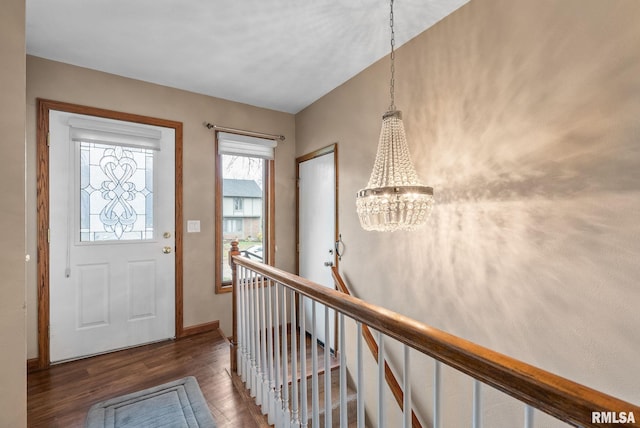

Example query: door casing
[36,99,184,369]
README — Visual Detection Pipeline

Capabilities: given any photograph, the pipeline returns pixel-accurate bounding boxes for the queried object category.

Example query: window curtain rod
[203,122,285,141]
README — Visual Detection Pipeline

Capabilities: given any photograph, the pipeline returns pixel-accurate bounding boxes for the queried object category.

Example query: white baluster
[340,313,347,428]
[472,380,482,428]
[247,270,253,391]
[260,275,269,412]
[403,345,411,428]
[273,280,282,427]
[433,360,441,428]
[249,271,256,396]
[238,267,245,381]
[243,267,251,383]
[324,305,331,427]
[267,279,275,425]
[290,289,299,426]
[378,331,385,428]
[299,296,308,428]
[311,302,319,428]
[254,273,263,404]
[357,323,364,428]
[281,284,290,427]
[254,273,261,405]
[524,404,534,428]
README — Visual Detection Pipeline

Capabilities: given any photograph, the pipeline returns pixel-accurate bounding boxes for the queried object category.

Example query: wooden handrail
[231,255,640,427]
[332,267,422,428]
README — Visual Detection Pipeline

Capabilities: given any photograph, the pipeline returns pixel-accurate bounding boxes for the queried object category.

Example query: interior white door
[298,150,336,350]
[49,110,176,363]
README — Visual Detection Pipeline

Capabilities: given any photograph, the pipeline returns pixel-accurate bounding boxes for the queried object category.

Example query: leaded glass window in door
[80,142,154,241]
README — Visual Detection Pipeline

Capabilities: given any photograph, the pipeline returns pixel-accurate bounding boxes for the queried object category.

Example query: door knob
[163,246,173,254]
[324,261,333,267]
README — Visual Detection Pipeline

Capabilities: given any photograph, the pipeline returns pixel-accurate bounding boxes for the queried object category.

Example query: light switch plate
[187,220,201,233]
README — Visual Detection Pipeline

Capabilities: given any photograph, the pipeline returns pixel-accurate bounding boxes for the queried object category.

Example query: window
[80,142,154,241]
[215,132,276,293]
[223,218,243,233]
[69,116,162,242]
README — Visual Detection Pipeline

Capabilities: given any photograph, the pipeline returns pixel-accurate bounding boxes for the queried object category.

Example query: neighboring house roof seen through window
[222,179,261,198]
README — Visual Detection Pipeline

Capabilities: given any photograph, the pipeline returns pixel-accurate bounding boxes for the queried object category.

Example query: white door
[298,148,337,350]
[49,110,176,363]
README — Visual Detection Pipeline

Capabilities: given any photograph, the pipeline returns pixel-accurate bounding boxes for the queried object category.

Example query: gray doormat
[86,376,216,428]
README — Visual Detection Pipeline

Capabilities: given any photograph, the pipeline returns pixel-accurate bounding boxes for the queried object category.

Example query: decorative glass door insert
[80,142,154,241]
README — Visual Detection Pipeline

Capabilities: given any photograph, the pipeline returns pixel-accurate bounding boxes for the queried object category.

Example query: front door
[49,110,176,363]
[297,145,337,350]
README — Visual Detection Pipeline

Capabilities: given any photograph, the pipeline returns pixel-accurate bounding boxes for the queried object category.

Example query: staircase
[231,335,358,427]
[283,333,358,427]
[303,368,358,427]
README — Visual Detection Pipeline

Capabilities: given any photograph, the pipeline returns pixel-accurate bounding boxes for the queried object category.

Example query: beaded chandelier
[356,0,434,232]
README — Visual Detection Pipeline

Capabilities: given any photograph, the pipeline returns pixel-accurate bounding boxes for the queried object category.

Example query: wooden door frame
[36,98,184,369]
[295,143,339,350]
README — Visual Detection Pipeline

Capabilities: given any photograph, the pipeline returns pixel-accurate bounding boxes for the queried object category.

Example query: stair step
[257,330,362,426]
[284,366,357,427]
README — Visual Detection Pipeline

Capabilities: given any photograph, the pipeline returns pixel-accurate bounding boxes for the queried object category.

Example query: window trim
[214,131,275,294]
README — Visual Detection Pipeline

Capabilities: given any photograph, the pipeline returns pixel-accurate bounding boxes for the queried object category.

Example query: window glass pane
[80,141,154,241]
[233,198,243,211]
[221,154,264,283]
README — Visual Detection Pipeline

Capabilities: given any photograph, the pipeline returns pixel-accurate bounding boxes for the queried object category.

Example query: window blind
[68,117,162,150]
[217,131,277,160]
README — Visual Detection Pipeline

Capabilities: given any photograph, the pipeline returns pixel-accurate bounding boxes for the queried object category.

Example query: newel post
[229,240,241,373]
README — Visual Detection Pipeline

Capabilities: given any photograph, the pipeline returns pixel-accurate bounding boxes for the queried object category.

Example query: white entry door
[49,110,176,363]
[298,147,337,350]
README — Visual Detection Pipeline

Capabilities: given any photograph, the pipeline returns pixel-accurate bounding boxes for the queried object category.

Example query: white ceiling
[26,0,468,114]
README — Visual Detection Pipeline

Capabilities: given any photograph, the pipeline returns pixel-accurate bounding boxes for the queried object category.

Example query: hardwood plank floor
[27,330,267,427]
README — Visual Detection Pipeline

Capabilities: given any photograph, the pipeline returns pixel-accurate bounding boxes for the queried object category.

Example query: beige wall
[16,0,640,423]
[0,0,27,425]
[297,0,640,425]
[26,56,297,359]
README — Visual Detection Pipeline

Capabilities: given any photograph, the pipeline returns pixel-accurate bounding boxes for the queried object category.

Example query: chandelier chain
[389,0,395,110]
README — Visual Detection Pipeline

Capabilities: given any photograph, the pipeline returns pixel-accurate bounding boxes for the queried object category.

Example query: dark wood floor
[27,330,267,427]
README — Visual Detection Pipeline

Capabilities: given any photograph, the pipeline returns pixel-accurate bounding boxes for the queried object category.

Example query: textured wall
[26,56,297,358]
[0,0,27,425]
[297,0,640,425]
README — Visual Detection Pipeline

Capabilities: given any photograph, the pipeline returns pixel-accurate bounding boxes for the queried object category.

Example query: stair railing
[332,266,422,428]
[229,242,640,427]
